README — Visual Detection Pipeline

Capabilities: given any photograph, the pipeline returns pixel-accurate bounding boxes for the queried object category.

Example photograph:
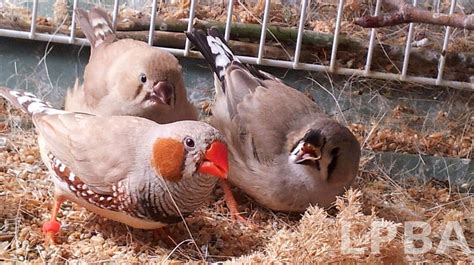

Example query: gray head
[287,117,361,185]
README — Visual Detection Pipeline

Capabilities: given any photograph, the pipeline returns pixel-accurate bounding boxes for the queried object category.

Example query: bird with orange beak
[0,87,228,243]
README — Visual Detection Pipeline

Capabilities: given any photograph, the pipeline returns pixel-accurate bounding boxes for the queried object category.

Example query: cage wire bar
[401,0,417,80]
[29,0,38,39]
[329,0,345,73]
[112,0,121,30]
[69,0,79,43]
[149,0,158,45]
[294,0,309,68]
[184,0,198,56]
[224,0,234,41]
[0,0,472,90]
[365,0,382,74]
[436,0,457,85]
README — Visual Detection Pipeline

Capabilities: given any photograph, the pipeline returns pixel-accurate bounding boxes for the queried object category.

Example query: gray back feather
[186,29,323,161]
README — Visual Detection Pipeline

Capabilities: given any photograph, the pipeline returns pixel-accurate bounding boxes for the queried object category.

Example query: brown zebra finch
[186,29,361,213]
[1,87,228,243]
[65,7,198,124]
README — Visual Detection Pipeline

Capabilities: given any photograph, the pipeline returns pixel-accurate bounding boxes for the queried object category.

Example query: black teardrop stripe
[138,191,190,224]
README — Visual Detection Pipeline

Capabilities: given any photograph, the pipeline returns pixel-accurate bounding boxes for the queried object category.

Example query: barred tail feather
[187,28,278,94]
[0,87,64,116]
[186,28,238,84]
[75,7,115,49]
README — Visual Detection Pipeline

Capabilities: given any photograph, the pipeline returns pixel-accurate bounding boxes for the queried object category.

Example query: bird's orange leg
[219,179,246,222]
[42,196,64,245]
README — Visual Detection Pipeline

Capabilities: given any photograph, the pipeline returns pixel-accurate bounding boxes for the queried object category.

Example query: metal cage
[0,0,472,91]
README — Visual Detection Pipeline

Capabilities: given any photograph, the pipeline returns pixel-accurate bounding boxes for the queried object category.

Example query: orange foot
[219,179,247,223]
[42,196,64,245]
[42,220,61,245]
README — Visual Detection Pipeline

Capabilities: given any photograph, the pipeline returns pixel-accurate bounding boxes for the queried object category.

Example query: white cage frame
[0,0,472,91]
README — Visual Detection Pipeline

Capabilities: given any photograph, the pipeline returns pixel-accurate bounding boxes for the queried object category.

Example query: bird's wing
[35,113,158,194]
[222,63,322,161]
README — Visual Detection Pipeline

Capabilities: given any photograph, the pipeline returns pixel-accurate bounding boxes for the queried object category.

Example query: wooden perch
[117,17,363,51]
[355,0,474,30]
[0,17,314,63]
[115,30,316,61]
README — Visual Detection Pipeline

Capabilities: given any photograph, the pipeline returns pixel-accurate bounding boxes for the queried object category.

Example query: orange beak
[198,141,228,179]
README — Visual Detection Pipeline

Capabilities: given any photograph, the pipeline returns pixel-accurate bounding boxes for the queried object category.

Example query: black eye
[139,73,147,83]
[184,137,195,149]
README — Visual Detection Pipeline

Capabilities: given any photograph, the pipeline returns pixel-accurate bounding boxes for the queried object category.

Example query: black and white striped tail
[75,7,115,49]
[186,28,277,92]
[0,87,63,116]
[186,28,239,84]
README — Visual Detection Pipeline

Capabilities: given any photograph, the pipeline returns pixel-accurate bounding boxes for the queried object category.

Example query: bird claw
[230,211,247,223]
[230,210,258,229]
[43,232,59,245]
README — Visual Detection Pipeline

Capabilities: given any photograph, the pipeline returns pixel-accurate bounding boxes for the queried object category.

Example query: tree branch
[355,0,474,30]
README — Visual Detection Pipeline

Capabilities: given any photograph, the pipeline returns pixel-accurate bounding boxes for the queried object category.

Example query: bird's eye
[139,73,147,84]
[184,137,195,149]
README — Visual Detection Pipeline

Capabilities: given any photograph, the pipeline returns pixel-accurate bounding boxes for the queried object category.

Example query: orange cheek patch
[151,139,185,182]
